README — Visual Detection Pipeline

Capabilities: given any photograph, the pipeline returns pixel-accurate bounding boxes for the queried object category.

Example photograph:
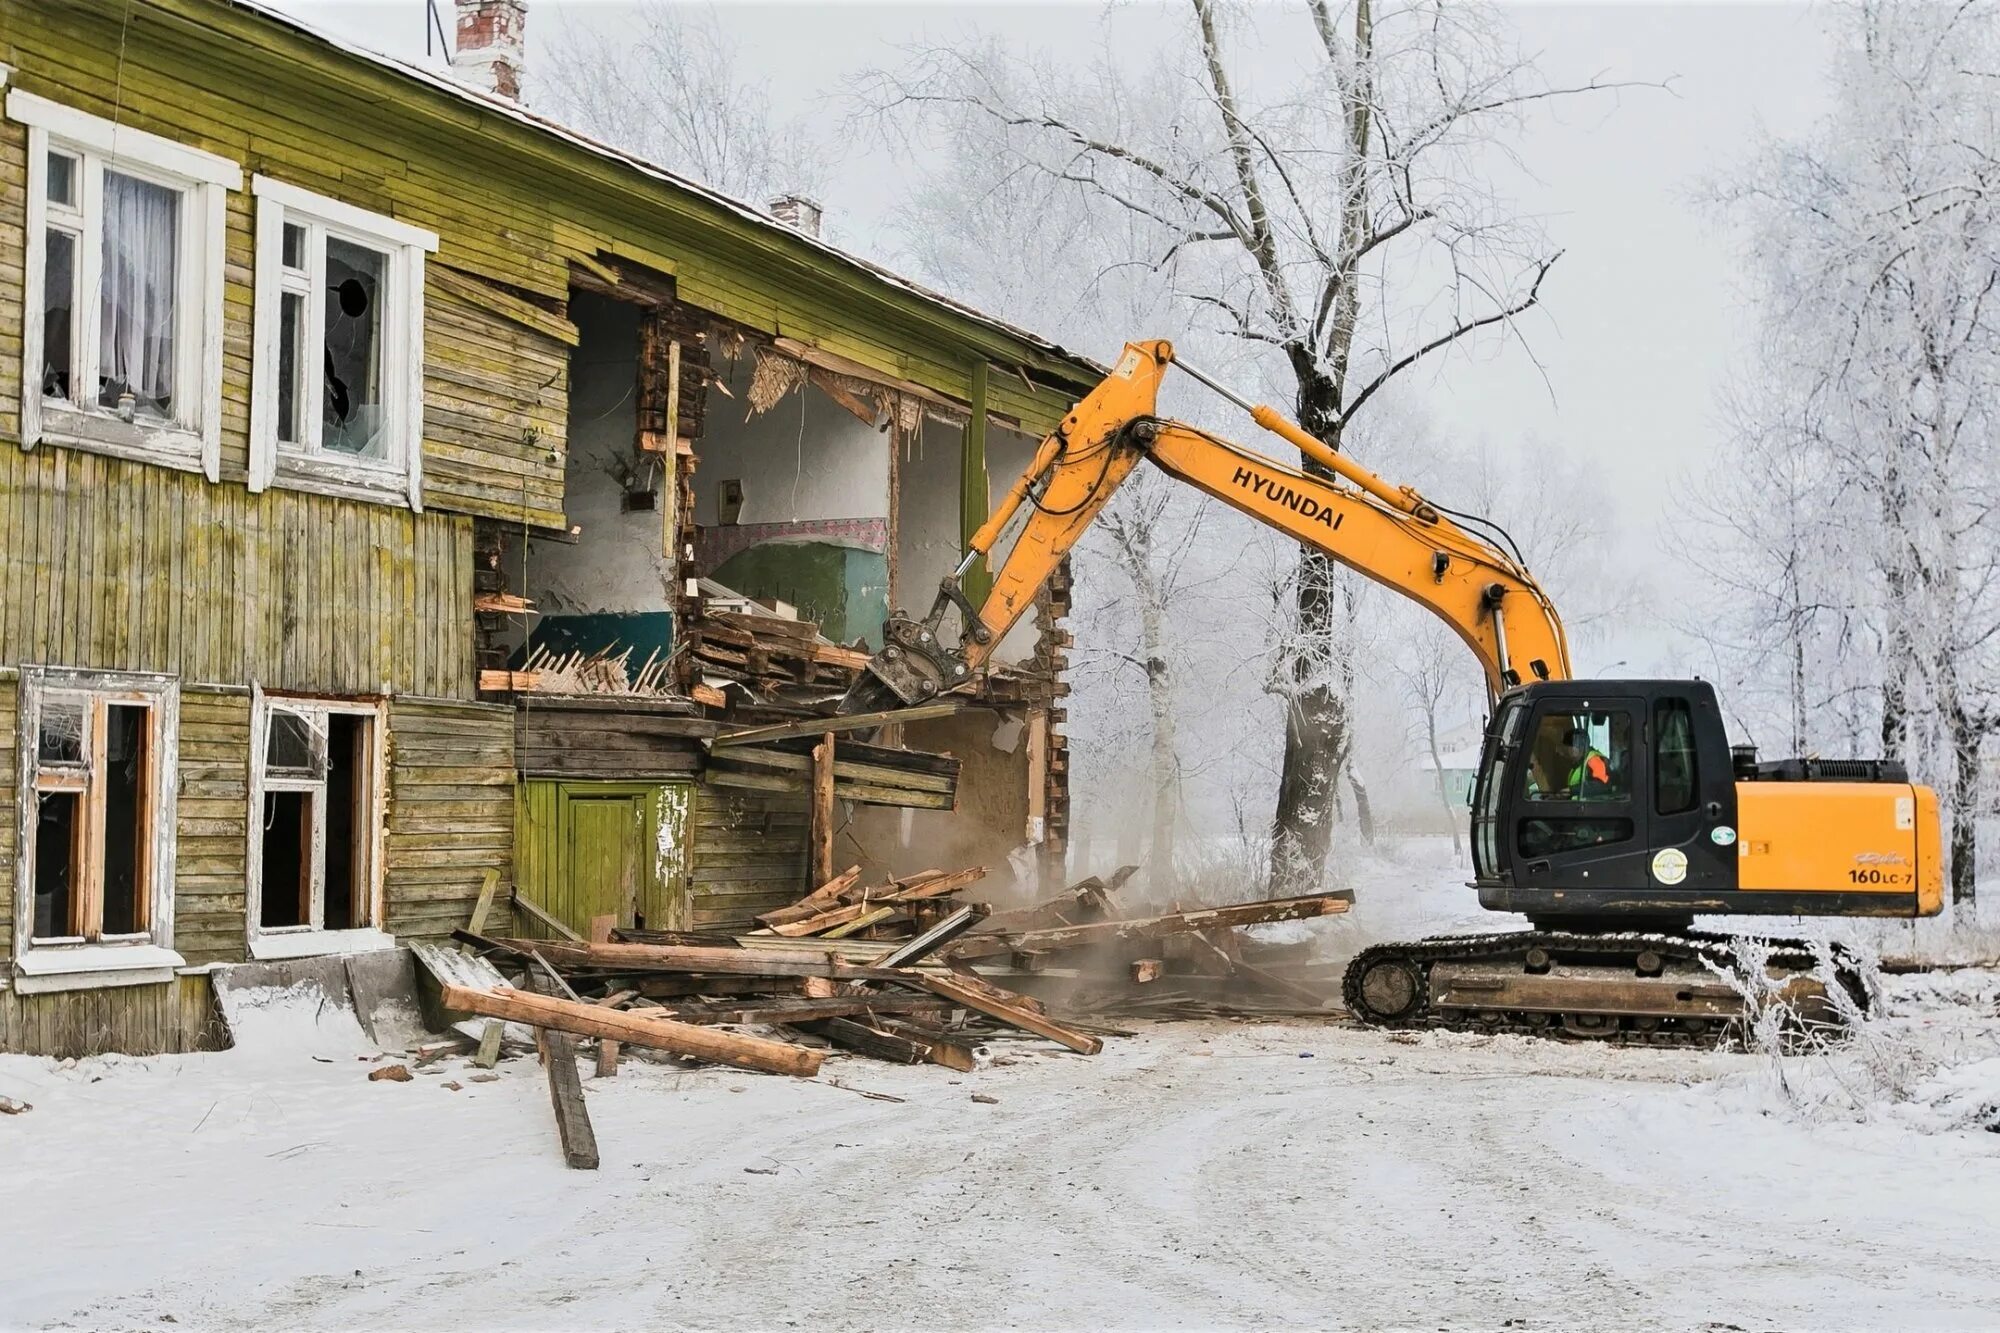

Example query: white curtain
[98,171,179,417]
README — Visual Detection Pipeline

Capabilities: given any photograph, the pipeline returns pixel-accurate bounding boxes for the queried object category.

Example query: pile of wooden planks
[684,607,870,699]
[935,868,1355,1012]
[418,866,1353,1173]
[427,875,1102,1170]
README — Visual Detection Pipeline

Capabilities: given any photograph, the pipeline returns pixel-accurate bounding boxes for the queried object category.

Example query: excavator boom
[849,340,1568,712]
[838,334,1943,1049]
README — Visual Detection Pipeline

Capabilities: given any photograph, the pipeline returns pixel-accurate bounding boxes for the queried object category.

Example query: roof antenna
[424,0,450,59]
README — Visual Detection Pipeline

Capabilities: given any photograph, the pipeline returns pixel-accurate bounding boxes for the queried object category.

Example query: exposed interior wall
[893,417,1043,667]
[692,354,892,647]
[841,708,1037,898]
[513,293,673,669]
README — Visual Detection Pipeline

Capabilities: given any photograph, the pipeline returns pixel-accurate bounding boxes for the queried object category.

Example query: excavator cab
[1470,680,1737,927]
[1469,678,1939,927]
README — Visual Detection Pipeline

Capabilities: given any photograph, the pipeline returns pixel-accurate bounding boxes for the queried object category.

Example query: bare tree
[536,3,824,206]
[1395,618,1471,856]
[862,0,1652,891]
[1708,0,2000,906]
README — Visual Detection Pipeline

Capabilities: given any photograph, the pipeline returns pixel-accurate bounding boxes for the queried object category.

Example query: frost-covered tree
[535,3,823,206]
[862,0,1647,892]
[1708,0,2000,905]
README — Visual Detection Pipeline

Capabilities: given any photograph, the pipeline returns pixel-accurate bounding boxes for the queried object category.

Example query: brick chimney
[768,195,823,239]
[452,0,526,101]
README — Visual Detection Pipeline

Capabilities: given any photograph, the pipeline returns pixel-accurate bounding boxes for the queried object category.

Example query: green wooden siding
[689,781,809,932]
[173,686,251,968]
[0,448,473,698]
[0,973,225,1058]
[0,0,1099,491]
[516,779,691,937]
[383,698,515,942]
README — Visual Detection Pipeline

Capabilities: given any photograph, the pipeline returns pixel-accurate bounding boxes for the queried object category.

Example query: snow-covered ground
[4,964,1999,1332]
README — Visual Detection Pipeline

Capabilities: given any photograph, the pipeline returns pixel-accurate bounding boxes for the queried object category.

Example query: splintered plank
[661,996,953,1026]
[906,973,1102,1055]
[710,701,964,748]
[756,866,862,927]
[475,936,916,982]
[791,1017,978,1072]
[880,905,988,967]
[439,983,823,1077]
[946,892,1354,962]
[541,1029,600,1170]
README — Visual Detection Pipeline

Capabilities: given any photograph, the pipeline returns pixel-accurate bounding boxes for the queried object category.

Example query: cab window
[1522,710,1632,801]
[1655,698,1698,814]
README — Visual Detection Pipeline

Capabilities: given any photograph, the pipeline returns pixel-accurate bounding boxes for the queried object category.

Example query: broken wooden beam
[658,995,953,1026]
[879,905,987,968]
[904,973,1101,1055]
[438,983,823,1078]
[510,889,584,942]
[810,733,836,889]
[755,866,862,927]
[945,892,1354,962]
[540,1029,600,1170]
[709,701,965,747]
[476,936,926,982]
[791,1017,978,1072]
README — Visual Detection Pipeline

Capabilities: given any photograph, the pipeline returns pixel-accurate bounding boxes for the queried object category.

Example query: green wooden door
[515,780,694,937]
[563,791,648,929]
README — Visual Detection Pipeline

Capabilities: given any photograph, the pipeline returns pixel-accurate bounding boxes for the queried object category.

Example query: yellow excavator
[841,340,1943,1043]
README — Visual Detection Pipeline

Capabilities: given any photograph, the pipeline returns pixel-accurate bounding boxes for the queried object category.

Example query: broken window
[20,675,172,947]
[252,699,380,941]
[9,92,235,471]
[248,176,437,506]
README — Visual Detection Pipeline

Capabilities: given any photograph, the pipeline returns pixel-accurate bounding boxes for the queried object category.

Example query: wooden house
[0,0,1097,1055]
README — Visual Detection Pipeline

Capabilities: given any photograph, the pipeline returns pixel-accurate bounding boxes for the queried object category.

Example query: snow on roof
[224,0,1101,378]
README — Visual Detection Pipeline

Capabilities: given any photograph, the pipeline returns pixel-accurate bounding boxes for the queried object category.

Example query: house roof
[224,0,1103,382]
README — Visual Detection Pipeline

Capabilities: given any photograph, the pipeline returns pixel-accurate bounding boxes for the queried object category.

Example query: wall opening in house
[508,291,670,680]
[260,790,312,929]
[99,702,150,935]
[692,348,892,648]
[257,707,375,932]
[323,712,365,929]
[33,791,79,938]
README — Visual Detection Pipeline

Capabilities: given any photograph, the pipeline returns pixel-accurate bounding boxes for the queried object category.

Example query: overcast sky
[275,0,1835,675]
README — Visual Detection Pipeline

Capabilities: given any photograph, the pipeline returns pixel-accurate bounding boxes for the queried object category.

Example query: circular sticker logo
[1710,825,1737,847]
[1651,848,1689,886]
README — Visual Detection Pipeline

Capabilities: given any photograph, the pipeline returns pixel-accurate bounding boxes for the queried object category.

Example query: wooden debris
[438,983,824,1078]
[369,1064,413,1083]
[908,973,1102,1056]
[474,1022,504,1068]
[540,1030,600,1170]
[946,892,1354,962]
[1130,958,1164,984]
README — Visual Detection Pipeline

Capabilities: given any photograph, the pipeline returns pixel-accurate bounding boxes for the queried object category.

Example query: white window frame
[13,667,183,994]
[9,91,239,481]
[250,175,435,512]
[246,687,392,960]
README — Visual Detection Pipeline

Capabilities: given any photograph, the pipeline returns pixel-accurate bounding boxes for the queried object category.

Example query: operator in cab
[1527,722,1613,800]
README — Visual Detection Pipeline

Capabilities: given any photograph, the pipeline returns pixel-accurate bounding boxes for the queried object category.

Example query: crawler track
[1342,929,1871,1047]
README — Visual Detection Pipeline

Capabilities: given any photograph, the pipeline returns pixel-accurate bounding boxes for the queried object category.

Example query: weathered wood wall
[173,687,251,967]
[0,11,570,527]
[0,448,474,697]
[690,782,809,932]
[0,0,1098,488]
[514,699,707,780]
[383,698,516,942]
[0,974,226,1058]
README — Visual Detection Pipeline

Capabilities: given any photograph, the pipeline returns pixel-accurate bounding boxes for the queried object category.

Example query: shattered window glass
[266,709,325,775]
[37,701,86,766]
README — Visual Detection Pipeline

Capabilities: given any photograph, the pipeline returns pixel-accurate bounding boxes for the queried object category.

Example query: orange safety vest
[1569,750,1609,789]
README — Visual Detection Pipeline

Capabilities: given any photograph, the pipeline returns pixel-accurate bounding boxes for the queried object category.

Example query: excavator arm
[845,339,1570,711]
